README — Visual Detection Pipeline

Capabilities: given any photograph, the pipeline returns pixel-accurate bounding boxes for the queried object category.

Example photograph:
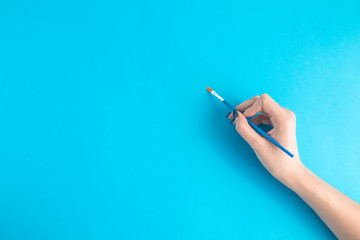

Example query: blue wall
[0,0,359,239]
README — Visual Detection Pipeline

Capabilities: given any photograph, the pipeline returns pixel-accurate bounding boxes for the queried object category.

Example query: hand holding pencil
[207,87,301,183]
[207,89,360,239]
[226,94,302,183]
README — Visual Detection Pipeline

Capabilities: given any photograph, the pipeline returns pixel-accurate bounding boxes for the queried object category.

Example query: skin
[227,94,360,240]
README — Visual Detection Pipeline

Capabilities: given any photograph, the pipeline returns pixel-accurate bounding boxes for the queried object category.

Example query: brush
[206,87,294,158]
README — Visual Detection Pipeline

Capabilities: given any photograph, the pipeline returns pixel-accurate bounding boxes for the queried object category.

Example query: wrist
[277,162,310,190]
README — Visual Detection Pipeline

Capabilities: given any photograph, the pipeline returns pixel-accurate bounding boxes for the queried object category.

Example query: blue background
[0,0,359,239]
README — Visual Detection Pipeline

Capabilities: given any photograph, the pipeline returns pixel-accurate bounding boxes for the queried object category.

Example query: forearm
[229,94,360,238]
[283,165,360,240]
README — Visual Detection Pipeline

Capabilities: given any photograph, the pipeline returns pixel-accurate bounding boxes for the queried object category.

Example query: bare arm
[227,94,360,239]
[287,166,360,240]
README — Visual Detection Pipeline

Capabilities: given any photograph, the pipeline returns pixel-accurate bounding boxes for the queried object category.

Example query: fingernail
[232,110,238,119]
[226,112,231,118]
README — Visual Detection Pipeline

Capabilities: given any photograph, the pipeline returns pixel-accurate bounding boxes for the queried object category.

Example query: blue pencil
[207,87,294,158]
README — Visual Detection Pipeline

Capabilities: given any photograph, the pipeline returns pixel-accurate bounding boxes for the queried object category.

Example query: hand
[227,94,360,239]
[227,94,304,185]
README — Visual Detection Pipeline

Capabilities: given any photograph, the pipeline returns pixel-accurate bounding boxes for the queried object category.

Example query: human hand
[227,94,304,185]
[227,94,360,239]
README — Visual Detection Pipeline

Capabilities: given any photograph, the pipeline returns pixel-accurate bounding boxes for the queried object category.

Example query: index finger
[235,95,260,112]
[243,93,282,118]
[228,95,260,119]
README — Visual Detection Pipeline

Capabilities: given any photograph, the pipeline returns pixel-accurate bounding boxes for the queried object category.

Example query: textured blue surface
[0,0,360,239]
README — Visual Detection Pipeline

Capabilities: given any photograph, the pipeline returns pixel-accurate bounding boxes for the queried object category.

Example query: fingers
[235,95,260,112]
[227,95,259,119]
[243,93,283,119]
[233,111,266,149]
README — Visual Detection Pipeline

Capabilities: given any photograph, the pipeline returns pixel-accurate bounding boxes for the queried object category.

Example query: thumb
[234,111,266,149]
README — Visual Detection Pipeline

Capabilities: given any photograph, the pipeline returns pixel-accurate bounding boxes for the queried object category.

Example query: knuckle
[288,110,296,120]
[253,95,260,100]
[260,93,271,104]
[284,110,296,121]
[260,93,270,100]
